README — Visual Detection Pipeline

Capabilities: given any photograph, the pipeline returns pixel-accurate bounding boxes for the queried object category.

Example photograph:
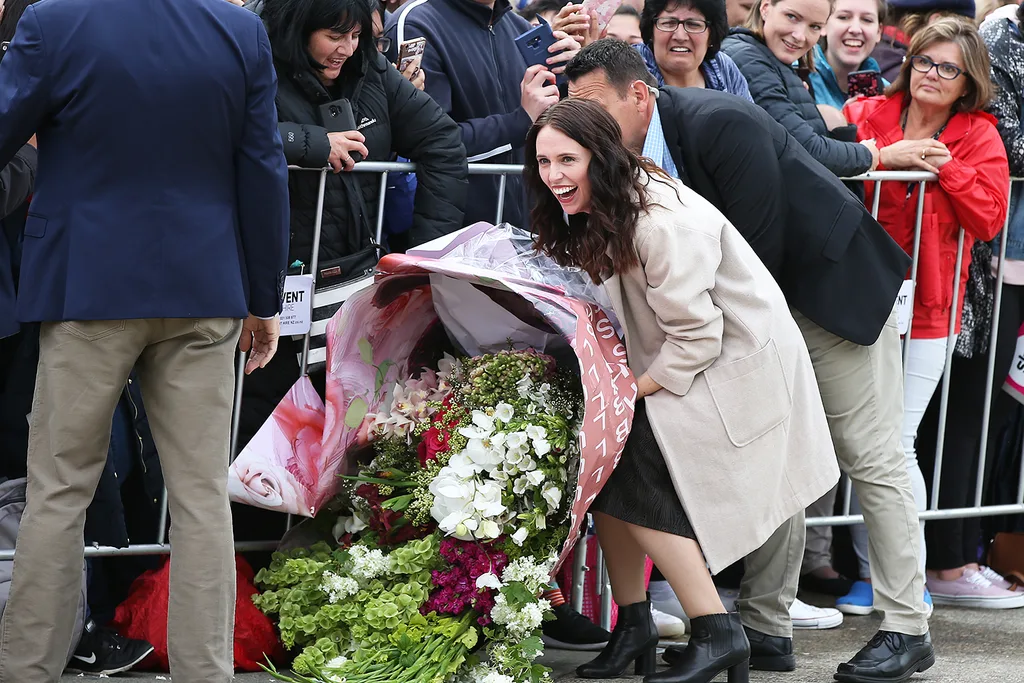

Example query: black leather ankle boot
[644,612,751,683]
[576,597,659,678]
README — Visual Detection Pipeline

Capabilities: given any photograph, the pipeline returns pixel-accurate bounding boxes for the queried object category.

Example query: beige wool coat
[602,175,840,573]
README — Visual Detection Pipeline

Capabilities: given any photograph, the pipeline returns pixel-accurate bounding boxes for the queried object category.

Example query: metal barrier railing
[3,164,1023,592]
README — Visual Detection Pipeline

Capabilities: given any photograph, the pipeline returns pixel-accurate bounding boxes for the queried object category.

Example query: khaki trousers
[0,318,241,683]
[738,512,805,638]
[738,308,928,638]
[793,309,928,636]
[803,485,838,574]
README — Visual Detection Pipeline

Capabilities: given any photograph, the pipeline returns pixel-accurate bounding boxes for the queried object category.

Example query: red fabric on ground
[110,554,285,671]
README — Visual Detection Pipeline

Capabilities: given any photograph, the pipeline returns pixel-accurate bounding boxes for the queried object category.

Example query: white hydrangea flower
[321,571,360,603]
[348,546,389,581]
[501,556,553,593]
[491,593,548,639]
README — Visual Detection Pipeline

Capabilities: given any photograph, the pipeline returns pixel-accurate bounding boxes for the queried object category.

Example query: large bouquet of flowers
[235,225,638,683]
[254,348,583,683]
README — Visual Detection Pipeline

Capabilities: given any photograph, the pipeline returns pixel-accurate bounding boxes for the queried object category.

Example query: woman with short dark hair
[236,0,468,462]
[261,0,467,269]
[526,97,838,683]
[634,0,752,99]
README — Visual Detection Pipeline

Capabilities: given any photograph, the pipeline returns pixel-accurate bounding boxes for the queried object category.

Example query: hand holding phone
[515,19,561,70]
[520,65,559,121]
[397,37,426,73]
[847,70,883,99]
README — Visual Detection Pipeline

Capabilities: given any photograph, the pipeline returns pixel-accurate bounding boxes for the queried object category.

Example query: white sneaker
[652,607,687,638]
[790,598,844,630]
[649,580,688,622]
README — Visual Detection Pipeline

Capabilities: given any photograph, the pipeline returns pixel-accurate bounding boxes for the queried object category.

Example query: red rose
[418,425,449,467]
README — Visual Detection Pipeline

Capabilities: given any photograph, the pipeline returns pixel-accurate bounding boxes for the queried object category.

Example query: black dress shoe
[645,612,750,683]
[800,572,855,597]
[664,625,795,672]
[834,631,935,683]
[576,597,659,678]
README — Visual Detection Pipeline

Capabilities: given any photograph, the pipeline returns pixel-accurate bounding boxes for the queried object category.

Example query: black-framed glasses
[375,36,392,52]
[909,55,964,80]
[654,17,710,34]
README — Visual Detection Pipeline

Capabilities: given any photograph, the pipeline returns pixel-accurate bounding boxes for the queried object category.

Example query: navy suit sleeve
[0,8,49,173]
[0,145,37,218]
[237,19,290,318]
[698,107,786,275]
[388,19,533,158]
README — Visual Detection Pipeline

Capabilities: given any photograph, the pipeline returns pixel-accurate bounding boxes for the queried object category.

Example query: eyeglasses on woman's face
[654,17,710,34]
[375,36,392,53]
[909,54,963,80]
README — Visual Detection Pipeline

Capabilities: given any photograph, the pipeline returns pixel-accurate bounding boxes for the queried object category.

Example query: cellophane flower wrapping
[239,224,637,683]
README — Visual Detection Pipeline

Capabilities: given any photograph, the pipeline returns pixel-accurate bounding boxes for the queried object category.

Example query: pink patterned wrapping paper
[228,252,637,566]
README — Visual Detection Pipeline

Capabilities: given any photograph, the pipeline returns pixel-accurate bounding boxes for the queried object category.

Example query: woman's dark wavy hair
[640,0,729,61]
[525,99,668,283]
[262,0,376,76]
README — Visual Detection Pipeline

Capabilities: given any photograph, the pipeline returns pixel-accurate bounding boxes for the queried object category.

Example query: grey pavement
[59,602,1024,683]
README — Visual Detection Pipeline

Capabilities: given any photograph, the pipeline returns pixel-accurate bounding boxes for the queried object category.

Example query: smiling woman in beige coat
[525,98,839,683]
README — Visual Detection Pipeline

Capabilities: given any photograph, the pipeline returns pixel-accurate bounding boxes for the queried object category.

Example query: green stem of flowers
[339,474,418,488]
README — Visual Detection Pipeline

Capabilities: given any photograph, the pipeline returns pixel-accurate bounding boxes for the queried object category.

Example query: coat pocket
[820,202,861,263]
[24,214,46,238]
[704,339,792,448]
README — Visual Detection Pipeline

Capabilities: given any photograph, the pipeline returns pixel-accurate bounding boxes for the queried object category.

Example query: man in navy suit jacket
[0,0,289,680]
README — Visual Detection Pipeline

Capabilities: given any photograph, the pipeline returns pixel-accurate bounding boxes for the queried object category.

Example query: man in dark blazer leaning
[0,0,289,681]
[565,40,933,683]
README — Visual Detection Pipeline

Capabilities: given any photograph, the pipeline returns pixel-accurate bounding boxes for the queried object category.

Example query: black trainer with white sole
[66,619,155,676]
[542,603,612,651]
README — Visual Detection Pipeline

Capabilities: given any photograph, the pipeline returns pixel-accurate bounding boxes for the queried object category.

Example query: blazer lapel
[655,93,692,187]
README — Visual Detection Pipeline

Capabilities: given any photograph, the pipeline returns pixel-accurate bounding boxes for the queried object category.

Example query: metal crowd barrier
[6,165,1024,609]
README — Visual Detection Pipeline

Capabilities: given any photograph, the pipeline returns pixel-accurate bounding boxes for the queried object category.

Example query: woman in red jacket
[842,17,1008,600]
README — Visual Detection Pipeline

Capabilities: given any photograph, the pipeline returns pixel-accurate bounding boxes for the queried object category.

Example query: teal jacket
[807,44,886,110]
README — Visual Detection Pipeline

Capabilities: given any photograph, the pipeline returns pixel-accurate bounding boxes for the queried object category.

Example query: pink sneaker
[927,569,1024,609]
[979,566,1024,594]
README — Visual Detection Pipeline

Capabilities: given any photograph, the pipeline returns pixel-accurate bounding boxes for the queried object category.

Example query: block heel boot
[576,597,659,678]
[644,612,751,683]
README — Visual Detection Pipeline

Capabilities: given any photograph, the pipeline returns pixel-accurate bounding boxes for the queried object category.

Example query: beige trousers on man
[0,318,241,683]
[738,307,929,639]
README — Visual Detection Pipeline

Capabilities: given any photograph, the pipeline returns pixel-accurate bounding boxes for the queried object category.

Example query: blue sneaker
[837,580,874,615]
[924,589,933,618]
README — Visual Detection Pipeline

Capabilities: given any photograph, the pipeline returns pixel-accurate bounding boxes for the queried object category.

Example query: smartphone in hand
[580,0,622,31]
[397,37,426,73]
[320,99,363,162]
[515,18,561,70]
[847,70,884,99]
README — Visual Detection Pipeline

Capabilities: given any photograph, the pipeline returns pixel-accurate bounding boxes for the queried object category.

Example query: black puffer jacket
[275,49,468,267]
[722,28,873,178]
